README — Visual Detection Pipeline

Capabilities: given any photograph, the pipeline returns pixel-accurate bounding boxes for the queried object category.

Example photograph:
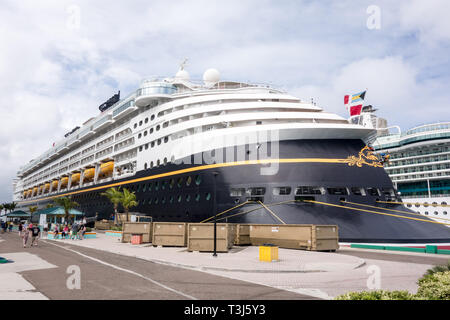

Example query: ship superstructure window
[367,187,380,196]
[230,188,245,196]
[295,186,325,195]
[273,187,292,195]
[327,187,348,195]
[351,187,366,196]
[247,187,266,195]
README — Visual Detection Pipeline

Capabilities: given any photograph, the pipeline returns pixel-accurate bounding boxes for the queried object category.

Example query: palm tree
[101,187,123,225]
[9,202,17,213]
[29,206,38,215]
[3,203,10,215]
[120,188,138,222]
[45,203,54,209]
[53,197,79,224]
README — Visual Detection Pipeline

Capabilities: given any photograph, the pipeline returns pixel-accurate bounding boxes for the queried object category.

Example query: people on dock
[62,224,69,239]
[22,223,29,248]
[79,224,86,240]
[29,223,40,247]
[71,223,79,240]
[18,222,23,237]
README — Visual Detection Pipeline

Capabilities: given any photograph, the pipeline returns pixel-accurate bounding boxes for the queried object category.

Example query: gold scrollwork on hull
[344,146,383,168]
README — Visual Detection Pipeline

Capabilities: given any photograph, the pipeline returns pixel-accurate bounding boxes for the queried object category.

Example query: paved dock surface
[0,232,315,300]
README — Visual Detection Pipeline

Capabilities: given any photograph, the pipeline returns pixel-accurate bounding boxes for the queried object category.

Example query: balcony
[135,81,176,107]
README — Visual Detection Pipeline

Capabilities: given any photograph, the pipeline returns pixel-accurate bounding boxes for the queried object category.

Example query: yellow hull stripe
[18,157,365,205]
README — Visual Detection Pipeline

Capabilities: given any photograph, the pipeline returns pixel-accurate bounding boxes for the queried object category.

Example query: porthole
[163,157,167,165]
[169,196,174,204]
[444,211,448,215]
[425,211,429,215]
[162,180,167,190]
[148,182,153,191]
[432,202,438,207]
[157,159,160,166]
[150,128,154,134]
[442,202,448,206]
[148,198,152,205]
[151,115,155,121]
[151,141,155,148]
[186,176,192,186]
[169,178,175,189]
[150,161,154,168]
[177,195,182,202]
[134,123,137,129]
[139,120,143,126]
[434,211,438,215]
[164,136,169,143]
[195,175,201,186]
[138,133,142,139]
[155,181,159,191]
[162,197,166,204]
[139,146,143,152]
[154,197,159,204]
[156,125,160,131]
[195,194,200,202]
[186,194,191,202]
[177,177,183,187]
[424,202,429,207]
[144,163,148,170]
[145,144,149,150]
[145,118,148,124]
[205,192,211,201]
[144,131,148,136]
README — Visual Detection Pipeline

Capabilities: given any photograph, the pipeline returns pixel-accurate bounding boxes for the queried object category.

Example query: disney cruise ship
[12,65,450,243]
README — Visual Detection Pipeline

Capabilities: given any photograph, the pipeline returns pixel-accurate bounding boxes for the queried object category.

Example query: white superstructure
[14,66,375,203]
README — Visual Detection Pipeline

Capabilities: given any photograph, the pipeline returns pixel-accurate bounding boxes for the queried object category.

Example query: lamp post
[212,171,219,257]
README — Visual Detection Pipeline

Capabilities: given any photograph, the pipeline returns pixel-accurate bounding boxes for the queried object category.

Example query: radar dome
[203,68,220,86]
[175,69,190,81]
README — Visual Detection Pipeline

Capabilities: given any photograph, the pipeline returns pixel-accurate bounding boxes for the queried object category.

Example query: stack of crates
[187,223,236,252]
[122,222,152,243]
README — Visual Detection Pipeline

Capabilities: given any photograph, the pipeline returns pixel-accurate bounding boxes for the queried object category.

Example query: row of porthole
[134,115,156,129]
[407,201,448,208]
[421,211,448,215]
[125,175,202,192]
[140,192,212,205]
[138,136,170,153]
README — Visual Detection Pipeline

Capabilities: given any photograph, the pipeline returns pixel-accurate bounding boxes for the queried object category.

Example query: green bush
[110,225,122,231]
[335,290,416,300]
[423,261,450,277]
[85,227,92,232]
[416,271,450,300]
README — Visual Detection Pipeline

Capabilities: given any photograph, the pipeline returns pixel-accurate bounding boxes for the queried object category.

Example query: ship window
[144,131,148,136]
[164,136,169,143]
[163,157,167,165]
[367,187,380,196]
[434,211,438,215]
[144,163,148,170]
[151,141,155,148]
[145,144,149,150]
[150,128,154,134]
[178,195,182,203]
[273,187,291,195]
[148,182,152,191]
[442,202,448,206]
[169,195,174,204]
[424,202,429,207]
[195,175,201,186]
[162,197,166,204]
[186,194,191,202]
[162,180,168,190]
[155,181,159,191]
[143,183,147,192]
[145,118,148,124]
[163,122,169,128]
[230,188,245,197]
[247,187,266,196]
[444,211,448,215]
[157,139,161,145]
[424,211,429,215]
[169,179,175,189]
[156,125,160,131]
[150,161,154,169]
[432,202,438,207]
[256,121,262,125]
[177,177,183,188]
[151,115,155,121]
[415,203,420,208]
[139,146,143,152]
[296,186,325,195]
[139,120,143,126]
[157,159,160,166]
[351,187,366,196]
[327,187,348,196]
[205,192,211,201]
[154,197,159,204]
[186,176,192,186]
[138,133,142,139]
[134,123,137,129]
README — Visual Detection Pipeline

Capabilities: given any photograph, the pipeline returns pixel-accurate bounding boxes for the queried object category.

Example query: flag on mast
[345,90,367,116]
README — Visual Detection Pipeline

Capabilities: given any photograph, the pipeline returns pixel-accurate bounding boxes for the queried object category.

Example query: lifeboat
[23,191,27,199]
[27,189,33,197]
[51,180,59,190]
[38,185,44,193]
[33,187,38,195]
[71,173,81,184]
[44,183,50,193]
[60,177,69,188]
[99,161,114,177]
[83,168,95,181]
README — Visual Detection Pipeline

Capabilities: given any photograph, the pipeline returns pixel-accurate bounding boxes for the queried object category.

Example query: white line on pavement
[44,240,197,300]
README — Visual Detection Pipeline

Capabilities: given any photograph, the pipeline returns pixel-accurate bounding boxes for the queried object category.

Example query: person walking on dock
[18,222,23,237]
[23,223,30,248]
[30,224,40,247]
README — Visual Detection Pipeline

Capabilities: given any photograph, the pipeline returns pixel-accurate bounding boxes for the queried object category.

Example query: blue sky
[0,0,449,202]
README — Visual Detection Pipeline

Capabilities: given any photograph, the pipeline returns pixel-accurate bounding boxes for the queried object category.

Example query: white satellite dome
[175,69,190,81]
[203,68,220,86]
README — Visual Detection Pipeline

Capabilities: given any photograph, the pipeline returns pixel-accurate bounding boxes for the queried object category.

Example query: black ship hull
[23,139,450,243]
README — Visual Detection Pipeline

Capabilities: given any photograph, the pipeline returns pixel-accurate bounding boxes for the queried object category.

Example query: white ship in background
[346,91,450,224]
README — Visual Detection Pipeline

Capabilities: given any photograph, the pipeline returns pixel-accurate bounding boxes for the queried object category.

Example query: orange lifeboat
[60,177,69,188]
[71,173,81,184]
[44,183,50,193]
[27,189,33,197]
[83,168,95,181]
[38,185,44,193]
[33,187,38,195]
[23,191,27,199]
[99,161,114,178]
[51,180,59,190]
